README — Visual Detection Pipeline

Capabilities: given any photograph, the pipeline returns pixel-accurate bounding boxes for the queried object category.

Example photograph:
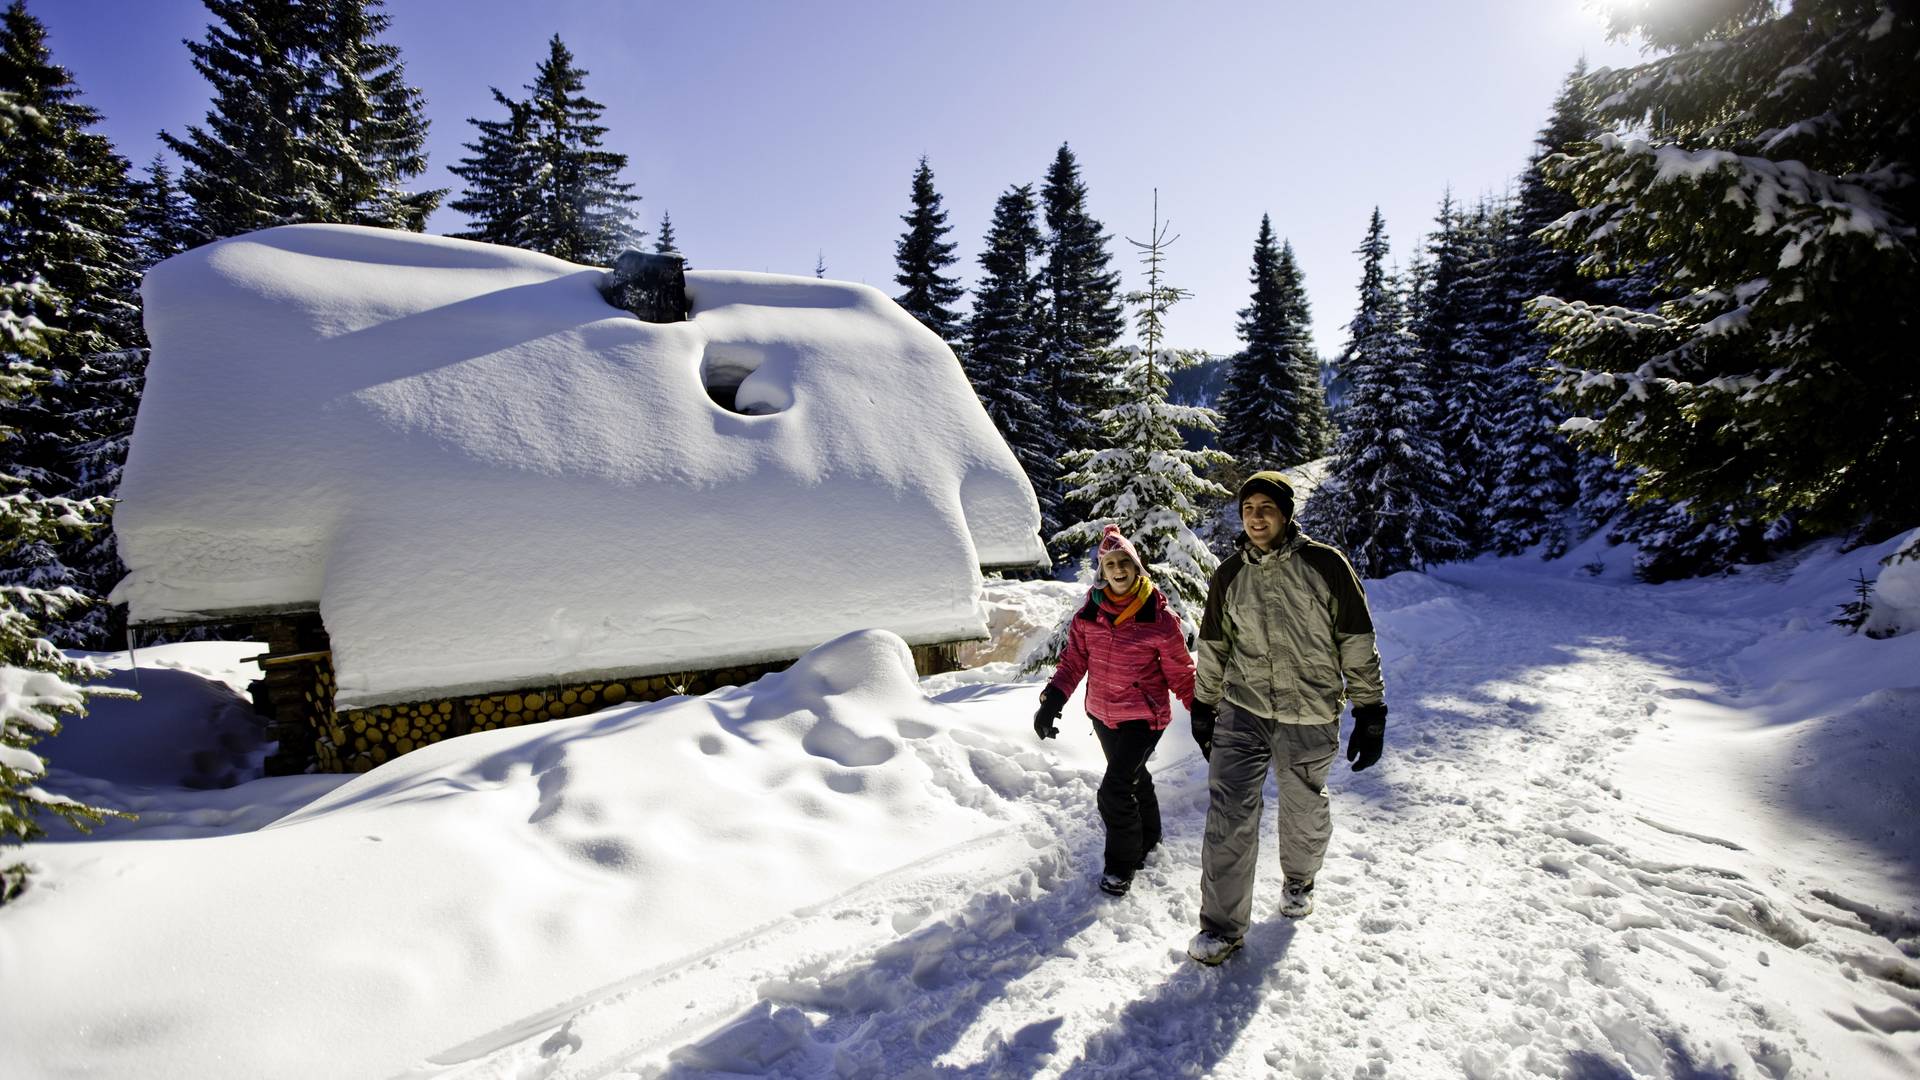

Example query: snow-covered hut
[112,224,1045,772]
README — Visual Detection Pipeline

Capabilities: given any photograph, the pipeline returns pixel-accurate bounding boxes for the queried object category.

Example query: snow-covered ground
[4,532,1918,1079]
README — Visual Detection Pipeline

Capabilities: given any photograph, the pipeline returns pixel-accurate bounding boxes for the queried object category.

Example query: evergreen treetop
[128,156,194,270]
[964,183,1058,551]
[163,0,443,242]
[0,1,140,360]
[1036,143,1126,458]
[448,87,538,247]
[450,36,638,262]
[518,35,640,264]
[1218,215,1326,474]
[1301,209,1464,577]
[893,155,964,344]
[1274,240,1333,460]
[653,210,679,257]
[311,0,441,230]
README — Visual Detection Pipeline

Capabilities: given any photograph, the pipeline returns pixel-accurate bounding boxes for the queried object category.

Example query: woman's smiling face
[1100,550,1140,595]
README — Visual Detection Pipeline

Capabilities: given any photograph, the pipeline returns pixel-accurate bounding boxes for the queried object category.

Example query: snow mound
[111,225,1044,707]
[0,630,1014,1080]
[1363,572,1476,661]
[1615,531,1920,912]
[1784,686,1920,865]
[34,642,270,789]
[1363,569,1465,614]
[1864,529,1920,638]
[40,672,263,789]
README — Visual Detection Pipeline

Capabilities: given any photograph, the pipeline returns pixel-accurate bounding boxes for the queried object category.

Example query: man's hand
[1190,699,1217,761]
[1034,685,1066,740]
[1347,702,1387,771]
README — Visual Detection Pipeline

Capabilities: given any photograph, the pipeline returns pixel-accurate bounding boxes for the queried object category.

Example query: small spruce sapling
[1034,191,1230,669]
[1831,570,1873,633]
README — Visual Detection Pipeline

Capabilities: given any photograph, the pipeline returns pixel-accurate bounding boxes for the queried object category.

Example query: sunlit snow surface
[111,224,1044,708]
[5,532,1918,1079]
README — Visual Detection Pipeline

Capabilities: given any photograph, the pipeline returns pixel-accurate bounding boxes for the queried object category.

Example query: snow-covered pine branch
[1534,1,1919,535]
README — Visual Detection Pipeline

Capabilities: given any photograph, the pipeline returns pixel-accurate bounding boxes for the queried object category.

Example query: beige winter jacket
[1195,524,1385,724]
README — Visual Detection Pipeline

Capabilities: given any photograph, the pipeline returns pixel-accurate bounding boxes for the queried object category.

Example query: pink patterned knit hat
[1096,524,1144,572]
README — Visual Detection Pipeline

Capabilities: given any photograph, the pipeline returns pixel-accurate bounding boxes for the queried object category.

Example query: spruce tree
[450,38,638,262]
[1300,209,1464,577]
[163,0,442,241]
[1,92,126,899]
[1276,240,1333,459]
[448,88,537,247]
[1218,214,1322,473]
[57,343,144,648]
[1452,199,1515,552]
[128,156,194,269]
[162,0,305,241]
[1483,62,1718,572]
[1054,195,1231,637]
[1035,144,1125,460]
[1487,64,1601,557]
[653,210,680,257]
[1406,191,1495,549]
[519,35,639,264]
[0,289,123,899]
[310,0,441,229]
[964,184,1060,551]
[76,160,190,641]
[1534,0,1920,538]
[892,155,964,344]
[0,2,144,648]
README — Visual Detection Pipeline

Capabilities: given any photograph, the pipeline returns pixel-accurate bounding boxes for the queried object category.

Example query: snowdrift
[111,225,1045,707]
[0,631,1030,1080]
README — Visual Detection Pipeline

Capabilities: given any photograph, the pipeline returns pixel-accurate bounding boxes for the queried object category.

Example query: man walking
[1186,471,1388,966]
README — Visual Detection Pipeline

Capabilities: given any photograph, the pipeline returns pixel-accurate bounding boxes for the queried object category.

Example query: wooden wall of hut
[260,639,968,774]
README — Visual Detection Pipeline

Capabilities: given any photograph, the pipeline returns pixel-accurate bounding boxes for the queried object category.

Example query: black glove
[1034,685,1066,740]
[1347,702,1387,771]
[1190,700,1217,761]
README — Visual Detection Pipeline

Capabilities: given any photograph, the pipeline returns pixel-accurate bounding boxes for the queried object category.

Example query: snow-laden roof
[112,225,1044,707]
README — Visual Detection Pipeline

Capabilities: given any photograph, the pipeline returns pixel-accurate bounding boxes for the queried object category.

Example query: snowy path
[428,566,1920,1079]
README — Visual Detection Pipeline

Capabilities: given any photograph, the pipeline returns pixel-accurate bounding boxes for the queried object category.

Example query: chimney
[599,251,689,323]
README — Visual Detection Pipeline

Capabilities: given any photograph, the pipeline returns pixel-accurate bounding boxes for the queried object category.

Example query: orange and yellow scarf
[1095,575,1154,626]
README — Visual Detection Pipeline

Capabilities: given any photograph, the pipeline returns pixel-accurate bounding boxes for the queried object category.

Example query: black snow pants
[1090,717,1165,876]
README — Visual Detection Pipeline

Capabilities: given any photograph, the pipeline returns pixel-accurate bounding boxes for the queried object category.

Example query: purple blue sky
[38,1,1645,356]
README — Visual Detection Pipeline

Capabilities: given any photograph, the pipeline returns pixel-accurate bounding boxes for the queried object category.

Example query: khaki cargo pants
[1199,702,1339,939]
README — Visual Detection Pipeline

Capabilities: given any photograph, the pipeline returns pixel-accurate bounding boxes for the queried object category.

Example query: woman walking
[1034,525,1197,895]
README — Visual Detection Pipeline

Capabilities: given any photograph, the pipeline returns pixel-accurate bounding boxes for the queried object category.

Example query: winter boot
[1280,880,1315,919]
[1187,929,1243,966]
[1099,871,1133,897]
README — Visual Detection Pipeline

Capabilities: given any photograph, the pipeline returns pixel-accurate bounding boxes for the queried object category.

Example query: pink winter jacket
[1048,587,1197,730]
